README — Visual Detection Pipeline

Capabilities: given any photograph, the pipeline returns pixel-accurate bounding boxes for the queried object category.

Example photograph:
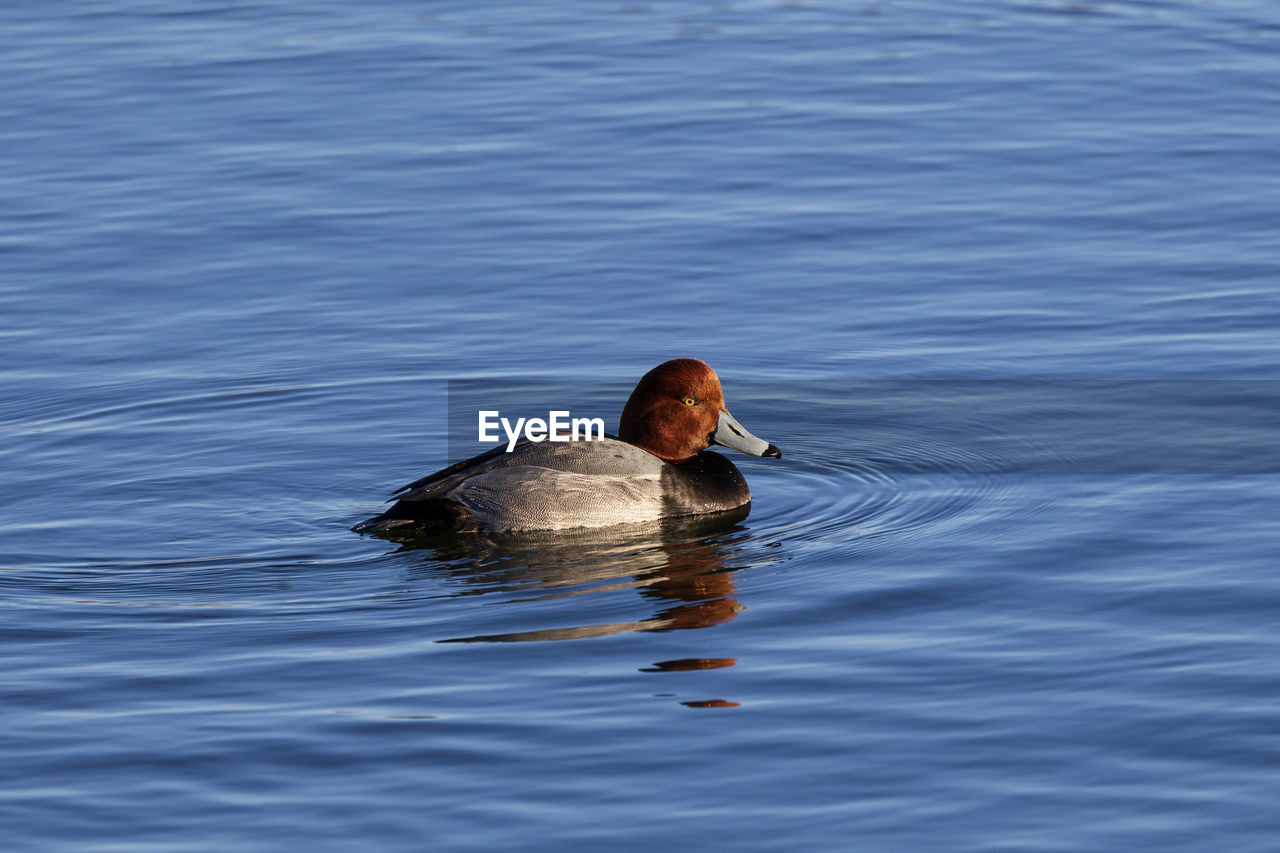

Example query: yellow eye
[683,397,697,407]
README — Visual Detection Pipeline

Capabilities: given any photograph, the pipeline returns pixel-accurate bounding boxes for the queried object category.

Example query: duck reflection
[377,508,754,643]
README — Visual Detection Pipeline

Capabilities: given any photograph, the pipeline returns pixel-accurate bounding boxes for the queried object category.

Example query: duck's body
[353,358,780,535]
[353,437,751,533]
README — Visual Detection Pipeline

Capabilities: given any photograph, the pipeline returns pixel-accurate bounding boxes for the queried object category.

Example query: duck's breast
[658,450,752,518]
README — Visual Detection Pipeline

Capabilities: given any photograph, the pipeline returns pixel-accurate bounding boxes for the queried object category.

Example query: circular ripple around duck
[744,431,1035,554]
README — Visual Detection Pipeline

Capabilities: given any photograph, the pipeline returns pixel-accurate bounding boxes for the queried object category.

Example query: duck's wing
[444,465,666,531]
[390,436,662,503]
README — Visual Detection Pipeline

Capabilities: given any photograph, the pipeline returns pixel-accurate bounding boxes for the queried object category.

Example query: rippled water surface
[4,1,1280,849]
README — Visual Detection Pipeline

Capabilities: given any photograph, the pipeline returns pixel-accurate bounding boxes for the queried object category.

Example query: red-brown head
[618,358,781,463]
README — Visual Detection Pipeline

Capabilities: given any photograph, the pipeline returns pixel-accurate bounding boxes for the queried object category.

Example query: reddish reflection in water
[640,536,745,632]
[640,658,737,672]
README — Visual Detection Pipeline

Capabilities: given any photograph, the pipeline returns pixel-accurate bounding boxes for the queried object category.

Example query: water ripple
[750,434,1019,555]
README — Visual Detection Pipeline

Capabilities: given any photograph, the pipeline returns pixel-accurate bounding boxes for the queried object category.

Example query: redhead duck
[353,358,781,534]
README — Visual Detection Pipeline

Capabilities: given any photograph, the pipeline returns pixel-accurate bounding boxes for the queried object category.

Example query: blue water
[4,1,1280,849]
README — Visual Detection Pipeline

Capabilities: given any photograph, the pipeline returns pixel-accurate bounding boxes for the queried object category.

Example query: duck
[352,358,781,534]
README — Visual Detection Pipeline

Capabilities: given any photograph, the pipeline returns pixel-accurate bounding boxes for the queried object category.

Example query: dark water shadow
[373,508,760,643]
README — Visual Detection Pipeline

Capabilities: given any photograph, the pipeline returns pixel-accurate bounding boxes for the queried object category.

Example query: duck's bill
[711,409,782,459]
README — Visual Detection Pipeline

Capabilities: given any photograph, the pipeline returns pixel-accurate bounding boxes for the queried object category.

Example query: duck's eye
[682,396,697,407]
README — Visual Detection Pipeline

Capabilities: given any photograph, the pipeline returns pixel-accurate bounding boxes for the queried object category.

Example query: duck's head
[618,358,782,463]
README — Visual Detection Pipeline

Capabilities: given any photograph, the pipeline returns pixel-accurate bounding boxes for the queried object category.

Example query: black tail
[352,497,479,535]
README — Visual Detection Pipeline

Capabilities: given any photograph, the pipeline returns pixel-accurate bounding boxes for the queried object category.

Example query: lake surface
[4,1,1280,849]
